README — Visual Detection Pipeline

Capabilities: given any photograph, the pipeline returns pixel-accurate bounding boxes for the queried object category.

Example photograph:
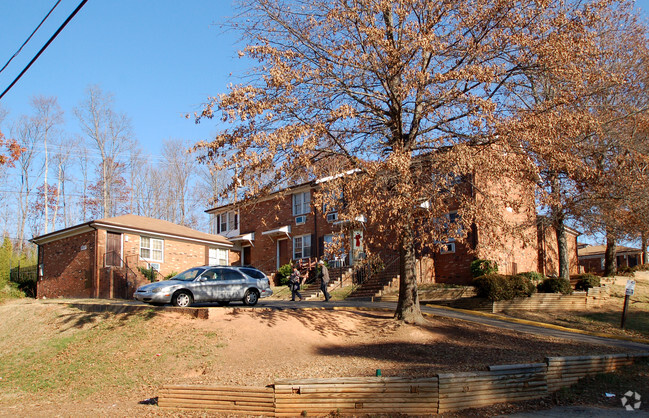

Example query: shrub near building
[538,277,572,294]
[574,273,600,291]
[472,273,535,301]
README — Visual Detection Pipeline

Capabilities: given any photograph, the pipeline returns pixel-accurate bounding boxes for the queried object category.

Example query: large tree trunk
[642,231,648,265]
[554,212,570,280]
[604,233,617,277]
[394,224,425,324]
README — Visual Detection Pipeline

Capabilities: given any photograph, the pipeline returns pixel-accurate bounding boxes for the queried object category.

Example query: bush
[164,271,179,280]
[472,273,534,301]
[510,274,537,297]
[276,263,293,286]
[537,277,572,294]
[516,271,546,285]
[138,266,158,282]
[617,266,635,276]
[574,273,600,291]
[632,263,649,272]
[470,259,498,278]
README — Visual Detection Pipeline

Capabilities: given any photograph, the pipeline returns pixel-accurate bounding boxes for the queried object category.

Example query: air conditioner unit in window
[149,263,161,271]
[326,212,338,222]
[295,215,306,225]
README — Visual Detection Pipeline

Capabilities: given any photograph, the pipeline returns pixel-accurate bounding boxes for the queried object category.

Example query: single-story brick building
[578,244,643,274]
[31,214,233,299]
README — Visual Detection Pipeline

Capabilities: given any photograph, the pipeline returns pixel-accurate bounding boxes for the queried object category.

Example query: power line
[0,0,89,101]
[0,0,63,77]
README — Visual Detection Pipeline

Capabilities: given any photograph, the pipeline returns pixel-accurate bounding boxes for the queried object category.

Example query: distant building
[578,244,643,274]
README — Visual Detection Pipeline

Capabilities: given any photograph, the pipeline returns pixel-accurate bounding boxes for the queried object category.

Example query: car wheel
[216,301,230,306]
[172,290,193,307]
[242,289,259,306]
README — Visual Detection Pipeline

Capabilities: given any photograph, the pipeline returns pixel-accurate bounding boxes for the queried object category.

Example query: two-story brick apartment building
[207,171,566,285]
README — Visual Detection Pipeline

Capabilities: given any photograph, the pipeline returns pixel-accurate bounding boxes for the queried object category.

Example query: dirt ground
[0,300,645,417]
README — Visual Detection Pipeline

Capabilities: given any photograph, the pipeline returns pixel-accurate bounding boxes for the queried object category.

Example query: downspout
[36,243,42,298]
[89,223,99,299]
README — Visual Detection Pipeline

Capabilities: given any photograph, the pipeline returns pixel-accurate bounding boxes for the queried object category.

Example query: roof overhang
[230,232,255,246]
[92,222,233,248]
[261,225,291,240]
[32,221,232,248]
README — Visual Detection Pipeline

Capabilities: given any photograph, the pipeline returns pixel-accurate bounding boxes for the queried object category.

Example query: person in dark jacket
[289,267,303,301]
[318,259,331,302]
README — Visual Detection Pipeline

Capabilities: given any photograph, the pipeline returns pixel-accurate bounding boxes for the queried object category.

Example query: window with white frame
[216,211,238,234]
[292,191,311,216]
[140,236,164,262]
[293,235,312,259]
[209,247,229,265]
[437,211,460,254]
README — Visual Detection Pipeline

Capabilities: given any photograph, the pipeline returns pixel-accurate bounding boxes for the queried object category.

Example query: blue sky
[2,0,648,157]
[2,0,649,155]
[0,0,247,154]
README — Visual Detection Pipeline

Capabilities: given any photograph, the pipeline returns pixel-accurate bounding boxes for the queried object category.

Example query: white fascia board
[92,223,233,248]
[315,169,361,185]
[30,224,95,245]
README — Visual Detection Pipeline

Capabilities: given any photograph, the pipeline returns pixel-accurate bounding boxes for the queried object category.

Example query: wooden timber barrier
[157,385,275,414]
[158,352,649,416]
[274,377,439,416]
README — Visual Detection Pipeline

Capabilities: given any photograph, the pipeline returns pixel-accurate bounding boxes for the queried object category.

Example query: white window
[216,211,239,234]
[326,212,338,222]
[140,237,164,262]
[440,239,456,254]
[293,191,311,216]
[293,235,312,259]
[209,247,229,265]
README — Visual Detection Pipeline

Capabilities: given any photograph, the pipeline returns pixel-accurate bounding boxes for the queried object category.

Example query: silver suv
[133,265,273,307]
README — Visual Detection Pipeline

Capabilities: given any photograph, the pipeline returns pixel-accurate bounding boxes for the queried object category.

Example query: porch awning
[230,232,255,246]
[261,225,291,240]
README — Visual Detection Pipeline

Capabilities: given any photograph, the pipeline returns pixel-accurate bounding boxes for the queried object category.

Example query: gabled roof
[31,214,231,247]
[578,244,641,258]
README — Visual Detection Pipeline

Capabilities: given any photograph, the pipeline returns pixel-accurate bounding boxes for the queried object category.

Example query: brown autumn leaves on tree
[195,0,649,323]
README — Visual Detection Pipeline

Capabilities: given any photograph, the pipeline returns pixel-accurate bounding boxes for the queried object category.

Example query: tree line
[0,85,227,254]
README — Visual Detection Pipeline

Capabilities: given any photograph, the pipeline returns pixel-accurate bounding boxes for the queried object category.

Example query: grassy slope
[0,300,223,405]
[501,274,649,339]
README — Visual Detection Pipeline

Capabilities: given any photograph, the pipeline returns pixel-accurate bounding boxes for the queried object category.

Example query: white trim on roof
[92,222,232,247]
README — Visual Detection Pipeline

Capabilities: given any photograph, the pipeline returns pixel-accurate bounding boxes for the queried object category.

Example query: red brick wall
[474,175,539,277]
[37,230,96,299]
[238,188,339,276]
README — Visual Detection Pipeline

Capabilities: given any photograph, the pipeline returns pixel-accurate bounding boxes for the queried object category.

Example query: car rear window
[240,268,266,279]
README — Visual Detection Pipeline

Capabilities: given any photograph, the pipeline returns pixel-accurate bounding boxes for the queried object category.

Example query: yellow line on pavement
[424,303,649,345]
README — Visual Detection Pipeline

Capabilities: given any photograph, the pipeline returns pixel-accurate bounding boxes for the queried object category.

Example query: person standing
[289,267,303,301]
[318,259,331,302]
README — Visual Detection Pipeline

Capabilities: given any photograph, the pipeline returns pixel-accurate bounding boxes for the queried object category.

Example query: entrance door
[243,246,251,266]
[278,239,290,270]
[106,232,121,266]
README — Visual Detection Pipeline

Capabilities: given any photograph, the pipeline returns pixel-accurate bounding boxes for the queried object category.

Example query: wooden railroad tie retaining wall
[158,352,649,416]
[437,363,547,414]
[158,385,275,415]
[274,377,439,416]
